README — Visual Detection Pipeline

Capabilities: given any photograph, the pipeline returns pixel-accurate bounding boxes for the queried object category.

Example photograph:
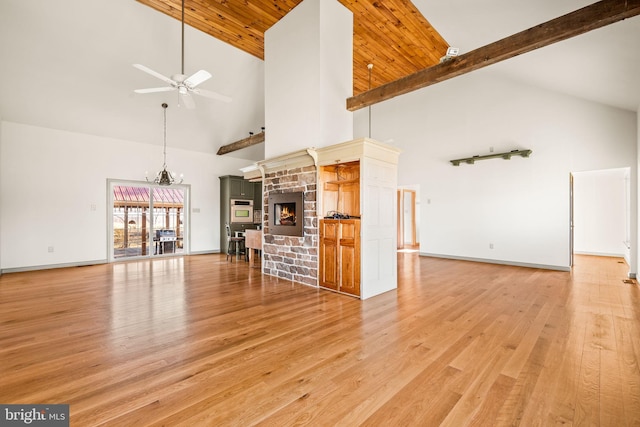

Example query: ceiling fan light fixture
[147,103,183,186]
[131,0,231,109]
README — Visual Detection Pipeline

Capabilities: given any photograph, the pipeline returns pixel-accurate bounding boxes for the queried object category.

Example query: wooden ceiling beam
[346,0,640,111]
[217,131,266,156]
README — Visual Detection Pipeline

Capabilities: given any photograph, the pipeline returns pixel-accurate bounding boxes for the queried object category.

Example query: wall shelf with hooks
[450,149,532,166]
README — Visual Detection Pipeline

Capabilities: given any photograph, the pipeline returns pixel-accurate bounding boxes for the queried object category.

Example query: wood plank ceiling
[136,0,450,95]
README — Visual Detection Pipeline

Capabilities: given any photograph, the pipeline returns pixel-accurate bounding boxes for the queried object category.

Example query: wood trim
[217,131,265,155]
[398,189,417,248]
[346,0,640,111]
[397,190,403,249]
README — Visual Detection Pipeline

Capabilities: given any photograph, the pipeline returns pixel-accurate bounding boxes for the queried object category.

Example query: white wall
[638,108,640,277]
[0,121,253,271]
[0,121,3,274]
[354,71,637,271]
[573,168,630,259]
[264,0,352,158]
[0,0,266,157]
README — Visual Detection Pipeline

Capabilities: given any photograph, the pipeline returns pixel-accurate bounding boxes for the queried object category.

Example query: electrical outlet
[48,246,54,253]
[489,243,494,249]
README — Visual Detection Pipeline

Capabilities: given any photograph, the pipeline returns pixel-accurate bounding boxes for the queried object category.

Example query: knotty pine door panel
[319,220,339,291]
[338,220,361,296]
[319,219,361,296]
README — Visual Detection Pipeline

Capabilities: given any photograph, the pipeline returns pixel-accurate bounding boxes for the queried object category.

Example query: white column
[264,0,353,158]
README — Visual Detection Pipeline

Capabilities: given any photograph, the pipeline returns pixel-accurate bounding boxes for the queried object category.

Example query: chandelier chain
[147,102,182,186]
[163,103,168,168]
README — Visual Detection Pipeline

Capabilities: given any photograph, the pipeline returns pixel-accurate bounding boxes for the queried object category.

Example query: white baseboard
[1,259,108,274]
[0,251,225,274]
[419,253,571,272]
[573,250,626,258]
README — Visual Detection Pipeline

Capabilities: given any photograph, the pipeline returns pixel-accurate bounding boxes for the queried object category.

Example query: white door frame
[107,179,190,262]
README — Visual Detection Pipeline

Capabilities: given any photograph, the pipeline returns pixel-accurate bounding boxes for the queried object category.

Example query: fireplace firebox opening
[275,202,296,225]
[268,191,304,236]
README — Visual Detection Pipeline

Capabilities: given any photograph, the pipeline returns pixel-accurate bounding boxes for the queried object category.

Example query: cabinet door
[229,179,243,198]
[230,178,254,199]
[253,182,263,209]
[319,220,339,291]
[241,180,254,199]
[338,220,361,296]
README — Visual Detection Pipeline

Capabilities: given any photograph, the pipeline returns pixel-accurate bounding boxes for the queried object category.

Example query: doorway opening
[397,187,419,252]
[570,168,631,269]
[109,181,189,261]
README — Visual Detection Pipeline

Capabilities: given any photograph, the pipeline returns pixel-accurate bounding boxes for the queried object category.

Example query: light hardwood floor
[1,254,639,426]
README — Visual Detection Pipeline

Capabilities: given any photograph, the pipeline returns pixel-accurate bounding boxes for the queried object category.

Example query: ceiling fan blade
[184,70,211,88]
[192,88,232,103]
[181,91,196,109]
[133,64,175,85]
[134,86,176,94]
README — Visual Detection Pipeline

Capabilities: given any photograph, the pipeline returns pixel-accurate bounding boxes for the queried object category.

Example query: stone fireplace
[244,139,400,299]
[261,162,318,287]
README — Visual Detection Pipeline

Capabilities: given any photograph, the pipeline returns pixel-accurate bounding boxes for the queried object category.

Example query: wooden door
[397,190,403,248]
[403,189,417,246]
[339,220,361,296]
[569,173,574,267]
[319,219,339,290]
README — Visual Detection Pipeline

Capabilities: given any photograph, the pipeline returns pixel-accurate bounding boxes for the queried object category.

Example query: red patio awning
[113,185,184,208]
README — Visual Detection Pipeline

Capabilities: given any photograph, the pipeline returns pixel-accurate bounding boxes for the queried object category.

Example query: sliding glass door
[109,181,188,261]
[112,185,150,258]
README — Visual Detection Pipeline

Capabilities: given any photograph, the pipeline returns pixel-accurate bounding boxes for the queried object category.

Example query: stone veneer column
[262,165,318,286]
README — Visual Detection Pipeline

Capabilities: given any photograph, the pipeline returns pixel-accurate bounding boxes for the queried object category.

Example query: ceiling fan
[133,0,231,109]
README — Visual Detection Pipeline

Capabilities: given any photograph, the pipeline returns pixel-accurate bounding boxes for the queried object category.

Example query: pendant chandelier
[147,103,183,186]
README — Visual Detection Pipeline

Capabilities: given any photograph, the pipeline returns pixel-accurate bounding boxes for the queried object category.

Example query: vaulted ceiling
[136,0,450,95]
[1,0,638,162]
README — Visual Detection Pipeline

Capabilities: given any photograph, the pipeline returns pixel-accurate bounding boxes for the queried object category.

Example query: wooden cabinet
[229,177,255,199]
[315,138,400,299]
[319,161,360,217]
[319,219,360,296]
